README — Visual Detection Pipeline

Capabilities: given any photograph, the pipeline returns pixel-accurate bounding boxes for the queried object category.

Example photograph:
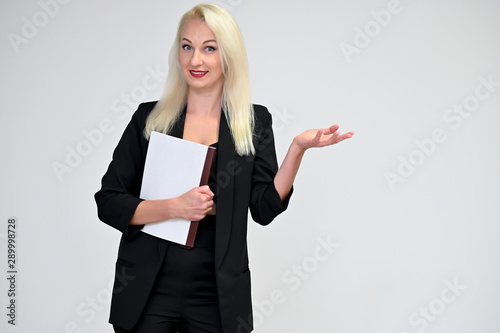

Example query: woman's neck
[186,86,223,116]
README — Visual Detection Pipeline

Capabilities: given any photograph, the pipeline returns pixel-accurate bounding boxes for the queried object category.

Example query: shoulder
[252,104,272,129]
[252,104,271,120]
[127,101,159,130]
[133,101,158,120]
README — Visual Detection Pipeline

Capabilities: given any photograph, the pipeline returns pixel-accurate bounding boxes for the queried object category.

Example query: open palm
[294,125,354,152]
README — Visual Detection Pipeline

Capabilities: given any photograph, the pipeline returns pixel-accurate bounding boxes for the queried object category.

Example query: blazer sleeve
[249,106,293,225]
[94,103,153,237]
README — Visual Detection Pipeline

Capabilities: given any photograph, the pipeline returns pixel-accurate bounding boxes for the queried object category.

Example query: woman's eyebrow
[181,37,217,44]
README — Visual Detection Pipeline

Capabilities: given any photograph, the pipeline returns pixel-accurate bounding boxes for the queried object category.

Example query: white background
[1,0,499,332]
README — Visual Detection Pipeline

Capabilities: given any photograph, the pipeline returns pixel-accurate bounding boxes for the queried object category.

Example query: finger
[344,132,354,139]
[325,132,340,145]
[199,185,214,197]
[324,124,340,135]
[334,132,355,144]
[341,131,355,139]
[204,201,214,214]
[199,185,210,192]
[320,125,338,135]
[200,195,214,205]
[313,129,322,142]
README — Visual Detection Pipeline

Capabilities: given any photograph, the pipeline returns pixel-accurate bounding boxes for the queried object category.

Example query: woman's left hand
[293,125,354,152]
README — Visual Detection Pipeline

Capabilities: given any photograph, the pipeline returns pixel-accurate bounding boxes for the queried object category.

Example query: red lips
[189,70,208,78]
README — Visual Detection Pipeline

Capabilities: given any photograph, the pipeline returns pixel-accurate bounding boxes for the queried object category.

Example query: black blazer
[95,102,292,332]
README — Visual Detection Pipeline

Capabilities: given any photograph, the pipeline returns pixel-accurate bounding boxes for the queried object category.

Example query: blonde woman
[95,3,353,333]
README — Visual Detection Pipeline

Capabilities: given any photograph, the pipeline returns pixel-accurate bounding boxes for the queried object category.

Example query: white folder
[140,131,216,247]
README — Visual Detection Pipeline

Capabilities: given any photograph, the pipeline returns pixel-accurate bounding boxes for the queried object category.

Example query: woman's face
[179,19,224,94]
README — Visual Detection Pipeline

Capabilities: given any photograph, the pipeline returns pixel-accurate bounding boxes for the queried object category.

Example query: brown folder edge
[185,146,216,248]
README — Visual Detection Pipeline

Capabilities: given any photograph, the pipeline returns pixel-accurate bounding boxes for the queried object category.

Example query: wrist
[291,137,307,155]
[161,197,178,220]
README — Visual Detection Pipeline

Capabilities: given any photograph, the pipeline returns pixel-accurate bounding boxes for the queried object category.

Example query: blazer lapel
[169,106,186,139]
[214,111,235,269]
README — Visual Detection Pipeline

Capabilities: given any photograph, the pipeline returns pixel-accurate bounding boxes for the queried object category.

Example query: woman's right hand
[130,185,214,225]
[174,185,214,221]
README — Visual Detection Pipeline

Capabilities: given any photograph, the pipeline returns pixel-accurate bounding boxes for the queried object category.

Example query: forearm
[130,198,179,225]
[274,139,305,201]
[130,185,215,225]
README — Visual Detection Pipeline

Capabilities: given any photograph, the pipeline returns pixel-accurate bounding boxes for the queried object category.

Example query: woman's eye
[205,46,216,52]
[182,44,192,51]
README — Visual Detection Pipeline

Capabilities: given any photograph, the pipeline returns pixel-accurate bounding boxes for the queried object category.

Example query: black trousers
[114,216,223,333]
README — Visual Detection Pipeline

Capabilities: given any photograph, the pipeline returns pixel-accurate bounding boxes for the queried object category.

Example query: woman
[95,3,353,333]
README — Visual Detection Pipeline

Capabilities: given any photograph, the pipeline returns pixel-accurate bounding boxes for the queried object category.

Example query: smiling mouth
[189,70,208,78]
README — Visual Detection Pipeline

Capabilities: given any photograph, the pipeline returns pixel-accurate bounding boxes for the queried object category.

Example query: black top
[195,141,218,249]
[207,142,218,203]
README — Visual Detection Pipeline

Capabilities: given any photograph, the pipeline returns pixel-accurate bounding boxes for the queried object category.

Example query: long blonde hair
[144,3,255,156]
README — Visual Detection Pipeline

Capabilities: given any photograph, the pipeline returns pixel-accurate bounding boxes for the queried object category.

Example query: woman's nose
[190,50,202,66]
